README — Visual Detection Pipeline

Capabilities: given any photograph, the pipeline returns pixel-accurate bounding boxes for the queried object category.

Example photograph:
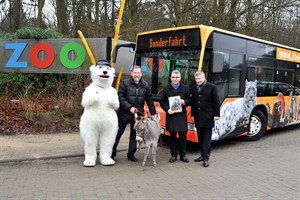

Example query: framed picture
[169,96,182,113]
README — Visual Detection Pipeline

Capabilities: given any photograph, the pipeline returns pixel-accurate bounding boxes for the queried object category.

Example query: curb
[0,149,129,164]
[0,154,84,164]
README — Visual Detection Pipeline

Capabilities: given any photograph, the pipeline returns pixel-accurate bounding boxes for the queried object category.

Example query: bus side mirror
[112,43,136,63]
[211,51,224,73]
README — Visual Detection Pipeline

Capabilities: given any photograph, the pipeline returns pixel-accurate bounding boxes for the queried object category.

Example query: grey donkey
[134,113,161,166]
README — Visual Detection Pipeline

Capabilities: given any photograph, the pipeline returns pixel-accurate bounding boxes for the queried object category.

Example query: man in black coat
[190,71,220,167]
[160,70,190,163]
[112,66,156,162]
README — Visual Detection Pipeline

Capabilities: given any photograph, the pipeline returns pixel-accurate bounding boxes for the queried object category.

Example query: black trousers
[112,121,137,158]
[196,128,212,161]
[169,131,187,159]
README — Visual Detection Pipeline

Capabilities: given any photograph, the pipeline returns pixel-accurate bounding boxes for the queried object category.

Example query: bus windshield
[135,49,200,97]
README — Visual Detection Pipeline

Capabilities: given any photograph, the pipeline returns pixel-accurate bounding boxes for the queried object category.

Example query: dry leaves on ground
[0,96,80,135]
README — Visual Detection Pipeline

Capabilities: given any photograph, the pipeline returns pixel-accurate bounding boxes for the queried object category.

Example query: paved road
[0,125,299,200]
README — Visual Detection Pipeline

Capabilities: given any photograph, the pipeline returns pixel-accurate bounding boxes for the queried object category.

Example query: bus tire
[243,110,267,141]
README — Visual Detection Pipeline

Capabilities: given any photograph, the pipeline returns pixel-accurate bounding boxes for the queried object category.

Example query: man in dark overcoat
[160,70,190,163]
[190,70,220,167]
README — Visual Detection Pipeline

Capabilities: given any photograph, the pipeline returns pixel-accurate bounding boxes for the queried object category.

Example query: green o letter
[60,42,86,69]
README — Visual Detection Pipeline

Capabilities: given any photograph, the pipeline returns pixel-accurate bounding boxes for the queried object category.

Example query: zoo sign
[6,42,85,69]
[0,38,107,74]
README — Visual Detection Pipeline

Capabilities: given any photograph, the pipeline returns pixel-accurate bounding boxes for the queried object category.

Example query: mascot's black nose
[103,71,107,75]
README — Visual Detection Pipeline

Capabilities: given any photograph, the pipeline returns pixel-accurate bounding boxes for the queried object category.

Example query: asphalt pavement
[0,125,299,200]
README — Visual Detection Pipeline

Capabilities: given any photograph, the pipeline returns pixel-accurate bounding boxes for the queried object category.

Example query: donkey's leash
[135,109,145,116]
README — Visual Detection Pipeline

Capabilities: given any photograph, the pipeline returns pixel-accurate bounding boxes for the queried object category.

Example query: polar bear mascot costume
[80,60,119,167]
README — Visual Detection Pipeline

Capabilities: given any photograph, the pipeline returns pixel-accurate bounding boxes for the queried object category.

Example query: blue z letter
[5,43,28,68]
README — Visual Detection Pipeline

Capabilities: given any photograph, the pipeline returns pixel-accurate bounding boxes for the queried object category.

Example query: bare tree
[86,0,93,36]
[71,0,78,37]
[111,0,115,33]
[123,0,138,41]
[10,0,22,32]
[55,0,68,35]
[245,0,254,34]
[94,0,100,36]
[36,0,46,28]
[100,0,114,37]
[228,0,238,31]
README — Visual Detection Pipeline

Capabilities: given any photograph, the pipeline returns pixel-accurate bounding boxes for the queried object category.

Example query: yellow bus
[113,24,300,142]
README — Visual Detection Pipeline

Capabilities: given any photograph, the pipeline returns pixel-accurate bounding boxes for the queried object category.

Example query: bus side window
[211,51,224,73]
[211,72,228,104]
[247,67,257,81]
[228,52,243,96]
[264,83,274,96]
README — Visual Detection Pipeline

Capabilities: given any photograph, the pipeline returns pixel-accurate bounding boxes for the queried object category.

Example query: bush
[0,72,89,97]
[0,27,66,39]
[0,31,12,39]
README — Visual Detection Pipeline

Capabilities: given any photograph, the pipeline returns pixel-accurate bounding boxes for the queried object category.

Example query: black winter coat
[118,77,156,123]
[160,84,190,132]
[190,82,220,128]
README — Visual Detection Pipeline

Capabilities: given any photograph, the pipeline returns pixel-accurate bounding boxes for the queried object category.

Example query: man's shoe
[194,156,203,162]
[180,156,189,163]
[127,155,138,162]
[169,157,177,163]
[203,160,209,167]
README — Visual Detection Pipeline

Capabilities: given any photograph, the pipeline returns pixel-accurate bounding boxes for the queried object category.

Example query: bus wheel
[243,110,267,141]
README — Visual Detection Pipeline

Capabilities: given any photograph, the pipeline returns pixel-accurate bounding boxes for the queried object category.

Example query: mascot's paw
[111,100,120,111]
[83,159,96,167]
[100,157,115,166]
[136,136,143,143]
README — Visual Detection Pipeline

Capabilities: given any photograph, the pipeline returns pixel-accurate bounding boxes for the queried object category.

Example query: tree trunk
[95,0,100,36]
[72,0,77,37]
[228,0,238,31]
[129,0,138,41]
[86,0,92,37]
[111,0,115,33]
[10,0,22,32]
[36,0,45,28]
[245,0,254,35]
[211,0,217,26]
[56,0,68,35]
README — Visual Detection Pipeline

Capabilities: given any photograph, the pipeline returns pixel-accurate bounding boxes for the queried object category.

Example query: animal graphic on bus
[269,92,285,128]
[267,91,300,128]
[212,80,257,140]
[284,91,299,124]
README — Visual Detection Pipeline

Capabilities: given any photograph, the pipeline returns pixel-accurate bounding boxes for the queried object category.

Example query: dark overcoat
[190,82,220,128]
[160,84,190,132]
[118,77,156,124]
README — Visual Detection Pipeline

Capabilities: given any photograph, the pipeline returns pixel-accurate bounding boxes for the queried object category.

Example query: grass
[20,97,43,121]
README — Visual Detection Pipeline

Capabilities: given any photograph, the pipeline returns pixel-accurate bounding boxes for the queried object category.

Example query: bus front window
[135,49,200,97]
